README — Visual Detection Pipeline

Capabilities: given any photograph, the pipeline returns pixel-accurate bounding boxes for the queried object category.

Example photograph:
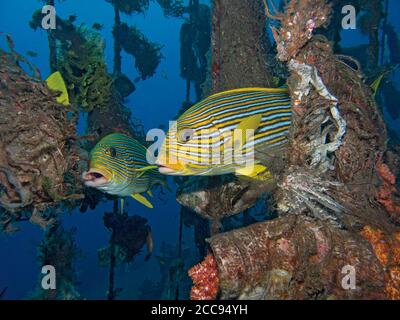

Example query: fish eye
[105,147,117,157]
[178,129,195,143]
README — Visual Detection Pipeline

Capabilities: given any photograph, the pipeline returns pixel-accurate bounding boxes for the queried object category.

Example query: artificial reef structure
[186,0,400,300]
[0,42,84,232]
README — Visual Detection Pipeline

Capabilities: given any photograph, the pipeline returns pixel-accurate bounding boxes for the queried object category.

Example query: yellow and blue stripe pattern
[89,133,163,200]
[160,87,291,175]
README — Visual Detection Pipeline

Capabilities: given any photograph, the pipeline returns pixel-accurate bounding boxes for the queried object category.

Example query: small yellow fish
[46,71,70,106]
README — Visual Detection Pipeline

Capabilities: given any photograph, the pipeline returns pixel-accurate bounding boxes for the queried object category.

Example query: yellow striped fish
[83,133,165,209]
[156,87,291,179]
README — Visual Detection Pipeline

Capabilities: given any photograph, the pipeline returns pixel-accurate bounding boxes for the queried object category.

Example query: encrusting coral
[98,213,151,266]
[30,12,113,113]
[0,43,84,232]
[114,23,163,80]
[376,157,400,224]
[57,26,113,113]
[360,226,400,300]
[211,0,274,92]
[180,1,211,101]
[176,175,274,230]
[266,0,395,228]
[202,215,386,300]
[33,223,82,300]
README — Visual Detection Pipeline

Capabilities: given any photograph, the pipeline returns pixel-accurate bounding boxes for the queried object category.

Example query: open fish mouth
[82,169,110,187]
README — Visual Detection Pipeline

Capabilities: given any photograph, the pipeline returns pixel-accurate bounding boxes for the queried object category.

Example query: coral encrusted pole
[211,0,273,93]
[177,0,277,236]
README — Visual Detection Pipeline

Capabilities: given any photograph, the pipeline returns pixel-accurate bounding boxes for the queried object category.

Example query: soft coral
[188,254,219,300]
[376,157,400,223]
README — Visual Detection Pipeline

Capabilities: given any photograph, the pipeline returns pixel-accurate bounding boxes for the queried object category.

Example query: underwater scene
[0,0,400,302]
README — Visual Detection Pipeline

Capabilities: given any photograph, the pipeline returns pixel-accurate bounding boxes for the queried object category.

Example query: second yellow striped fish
[83,133,166,208]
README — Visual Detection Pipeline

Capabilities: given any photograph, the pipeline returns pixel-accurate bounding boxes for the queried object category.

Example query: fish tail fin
[46,71,70,106]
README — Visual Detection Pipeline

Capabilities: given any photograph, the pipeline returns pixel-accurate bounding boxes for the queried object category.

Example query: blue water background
[0,0,398,299]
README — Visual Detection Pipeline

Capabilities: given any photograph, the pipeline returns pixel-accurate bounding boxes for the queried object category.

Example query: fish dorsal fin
[236,164,271,180]
[46,71,70,106]
[137,171,145,179]
[233,114,262,150]
[207,87,289,100]
[131,193,154,209]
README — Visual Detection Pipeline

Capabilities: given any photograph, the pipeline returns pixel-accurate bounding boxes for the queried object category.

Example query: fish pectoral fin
[147,190,153,198]
[233,114,262,149]
[46,71,70,106]
[131,193,154,209]
[145,230,153,261]
[120,198,124,214]
[132,165,158,172]
[136,171,146,179]
[157,178,172,192]
[132,166,158,178]
[236,164,271,180]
